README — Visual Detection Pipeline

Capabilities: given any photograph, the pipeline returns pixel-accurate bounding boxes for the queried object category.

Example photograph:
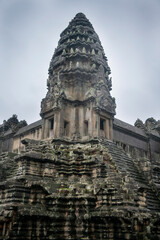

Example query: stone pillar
[109,119,113,140]
[97,114,100,137]
[43,119,49,139]
[79,106,84,137]
[56,111,61,138]
[92,111,97,138]
[70,107,76,137]
[60,108,65,137]
[53,112,58,138]
[53,116,56,138]
[41,119,45,139]
[106,119,110,139]
[75,107,80,137]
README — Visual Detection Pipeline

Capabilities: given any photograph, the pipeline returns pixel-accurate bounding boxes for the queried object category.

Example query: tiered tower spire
[41,13,116,139]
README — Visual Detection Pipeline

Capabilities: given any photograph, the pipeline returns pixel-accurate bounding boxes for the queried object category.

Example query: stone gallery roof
[14,119,42,136]
[114,118,160,139]
[3,129,12,137]
[114,118,147,137]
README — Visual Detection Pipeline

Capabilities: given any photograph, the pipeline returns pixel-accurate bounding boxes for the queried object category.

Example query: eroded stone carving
[0,13,160,240]
[41,12,115,118]
[0,138,160,239]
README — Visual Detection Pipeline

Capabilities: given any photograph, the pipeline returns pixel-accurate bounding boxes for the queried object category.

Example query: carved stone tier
[0,139,160,239]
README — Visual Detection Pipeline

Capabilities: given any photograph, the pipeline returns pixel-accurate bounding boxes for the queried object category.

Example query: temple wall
[12,128,42,153]
[113,128,148,151]
[1,118,160,156]
[113,123,160,164]
[42,102,113,139]
[55,103,114,140]
[150,138,160,153]
[1,136,13,153]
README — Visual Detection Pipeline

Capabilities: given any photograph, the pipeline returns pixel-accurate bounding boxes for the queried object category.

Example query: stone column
[109,119,113,140]
[69,107,75,137]
[97,114,100,137]
[41,119,45,139]
[92,110,97,138]
[54,112,59,138]
[44,119,50,139]
[79,106,84,137]
[106,119,110,139]
[56,111,62,138]
[75,107,80,137]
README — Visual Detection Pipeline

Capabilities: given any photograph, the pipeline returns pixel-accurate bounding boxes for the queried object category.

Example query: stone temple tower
[0,13,160,240]
[41,13,116,140]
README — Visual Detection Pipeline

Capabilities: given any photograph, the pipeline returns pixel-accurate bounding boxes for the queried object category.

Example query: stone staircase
[103,139,160,211]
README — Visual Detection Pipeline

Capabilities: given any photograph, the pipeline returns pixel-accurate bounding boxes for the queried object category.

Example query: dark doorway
[84,120,88,136]
[64,120,69,136]
[100,118,105,130]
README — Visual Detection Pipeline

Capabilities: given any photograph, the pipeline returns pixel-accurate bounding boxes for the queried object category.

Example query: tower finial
[75,12,86,18]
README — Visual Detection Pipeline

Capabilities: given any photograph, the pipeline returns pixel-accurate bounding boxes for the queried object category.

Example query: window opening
[123,144,126,151]
[49,118,54,138]
[37,129,39,138]
[50,118,54,130]
[64,121,68,129]
[100,118,105,130]
[84,120,88,136]
[64,120,69,136]
[32,130,35,138]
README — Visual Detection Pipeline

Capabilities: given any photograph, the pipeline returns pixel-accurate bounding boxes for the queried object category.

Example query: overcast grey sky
[0,0,160,125]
